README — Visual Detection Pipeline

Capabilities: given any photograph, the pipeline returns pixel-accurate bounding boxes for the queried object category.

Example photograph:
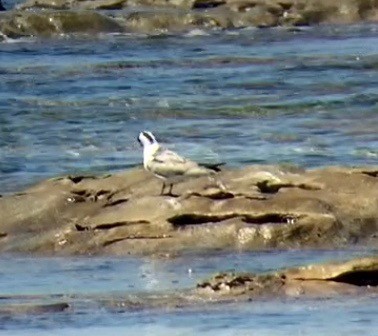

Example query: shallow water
[3,297,378,336]
[1,249,375,295]
[1,19,378,335]
[0,250,377,335]
[1,24,378,193]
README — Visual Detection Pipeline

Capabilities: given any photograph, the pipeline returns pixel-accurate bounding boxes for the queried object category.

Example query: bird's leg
[168,183,174,196]
[215,177,227,191]
[208,175,227,191]
[160,182,166,195]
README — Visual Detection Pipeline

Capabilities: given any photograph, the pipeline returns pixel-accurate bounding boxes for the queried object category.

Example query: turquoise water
[1,25,377,193]
[0,17,378,335]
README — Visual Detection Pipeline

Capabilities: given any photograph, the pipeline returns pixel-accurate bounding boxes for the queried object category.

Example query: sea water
[1,25,377,193]
[1,12,378,335]
[0,250,377,335]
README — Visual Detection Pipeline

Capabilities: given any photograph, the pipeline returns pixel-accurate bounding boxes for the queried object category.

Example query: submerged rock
[0,257,376,316]
[97,256,378,311]
[0,302,69,315]
[0,10,123,38]
[196,256,378,299]
[0,165,377,255]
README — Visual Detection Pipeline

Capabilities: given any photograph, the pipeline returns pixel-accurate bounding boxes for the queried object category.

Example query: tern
[137,131,223,195]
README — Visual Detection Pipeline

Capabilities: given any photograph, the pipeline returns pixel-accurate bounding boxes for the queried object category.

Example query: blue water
[3,297,378,336]
[0,250,377,335]
[1,14,378,335]
[1,25,378,193]
[0,250,374,295]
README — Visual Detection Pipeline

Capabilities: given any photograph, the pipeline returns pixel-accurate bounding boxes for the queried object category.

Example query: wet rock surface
[0,10,123,38]
[1,256,376,317]
[0,165,377,256]
[195,256,378,300]
[0,301,70,315]
[0,0,377,37]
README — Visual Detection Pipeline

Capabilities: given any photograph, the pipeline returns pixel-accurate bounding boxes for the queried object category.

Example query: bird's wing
[153,148,188,164]
[147,148,201,178]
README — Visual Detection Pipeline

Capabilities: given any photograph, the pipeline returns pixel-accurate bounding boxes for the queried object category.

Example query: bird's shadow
[161,192,180,198]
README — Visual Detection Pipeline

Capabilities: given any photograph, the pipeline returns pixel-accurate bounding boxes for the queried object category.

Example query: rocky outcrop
[14,0,378,28]
[0,165,377,255]
[0,10,123,38]
[99,257,378,310]
[196,256,378,299]
[1,0,377,38]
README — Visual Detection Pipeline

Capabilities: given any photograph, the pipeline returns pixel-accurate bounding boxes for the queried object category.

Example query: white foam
[0,32,36,44]
[184,29,210,37]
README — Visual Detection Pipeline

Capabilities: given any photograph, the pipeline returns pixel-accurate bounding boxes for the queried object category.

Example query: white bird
[137,131,223,196]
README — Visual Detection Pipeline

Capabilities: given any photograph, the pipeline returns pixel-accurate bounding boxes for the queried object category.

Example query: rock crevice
[0,165,377,255]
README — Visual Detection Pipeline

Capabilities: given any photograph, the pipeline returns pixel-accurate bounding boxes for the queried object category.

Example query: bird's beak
[137,137,142,146]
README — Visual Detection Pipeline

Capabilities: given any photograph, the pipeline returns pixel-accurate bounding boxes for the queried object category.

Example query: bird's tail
[198,162,225,172]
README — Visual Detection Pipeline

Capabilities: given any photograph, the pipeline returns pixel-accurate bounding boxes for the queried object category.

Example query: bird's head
[138,131,158,148]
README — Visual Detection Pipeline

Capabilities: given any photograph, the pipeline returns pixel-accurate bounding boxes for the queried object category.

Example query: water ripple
[1,25,378,193]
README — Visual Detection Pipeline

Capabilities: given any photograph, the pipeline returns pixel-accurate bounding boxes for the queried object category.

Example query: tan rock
[12,0,378,30]
[0,10,123,38]
[0,165,377,255]
[196,256,378,299]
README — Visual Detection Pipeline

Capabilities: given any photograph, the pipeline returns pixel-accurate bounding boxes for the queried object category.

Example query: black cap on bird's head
[138,131,157,147]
